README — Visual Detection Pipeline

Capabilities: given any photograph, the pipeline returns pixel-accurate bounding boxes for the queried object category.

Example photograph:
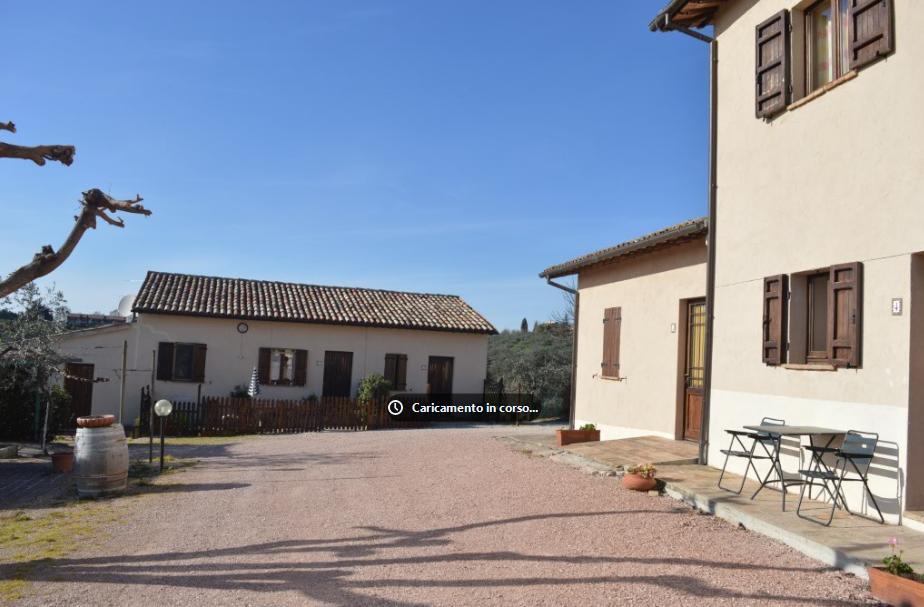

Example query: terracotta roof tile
[133,272,496,334]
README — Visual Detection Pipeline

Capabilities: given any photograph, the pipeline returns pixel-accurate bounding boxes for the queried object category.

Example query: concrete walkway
[504,432,924,579]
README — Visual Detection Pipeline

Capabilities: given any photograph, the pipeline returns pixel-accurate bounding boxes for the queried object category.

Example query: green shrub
[357,374,391,402]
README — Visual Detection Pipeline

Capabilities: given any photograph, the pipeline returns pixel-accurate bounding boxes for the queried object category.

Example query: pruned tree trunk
[1,120,150,299]
[0,189,150,299]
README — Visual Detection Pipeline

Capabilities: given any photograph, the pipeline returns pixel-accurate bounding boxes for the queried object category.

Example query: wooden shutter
[192,344,207,383]
[396,354,407,390]
[258,348,271,383]
[755,10,791,119]
[384,354,397,387]
[828,262,863,368]
[762,275,788,365]
[156,342,174,381]
[849,0,894,70]
[294,349,308,386]
[602,307,621,378]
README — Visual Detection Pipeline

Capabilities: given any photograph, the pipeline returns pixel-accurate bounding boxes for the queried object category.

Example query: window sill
[782,363,837,372]
[788,71,858,112]
[598,375,625,382]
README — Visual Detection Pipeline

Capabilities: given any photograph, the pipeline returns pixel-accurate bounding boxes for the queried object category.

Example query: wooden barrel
[75,423,129,497]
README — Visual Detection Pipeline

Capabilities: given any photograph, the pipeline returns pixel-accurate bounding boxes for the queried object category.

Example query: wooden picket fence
[138,390,397,437]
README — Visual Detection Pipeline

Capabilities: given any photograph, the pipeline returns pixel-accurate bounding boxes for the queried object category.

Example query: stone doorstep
[499,434,924,581]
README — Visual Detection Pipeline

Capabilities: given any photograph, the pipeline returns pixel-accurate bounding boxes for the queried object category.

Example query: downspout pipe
[545,277,580,430]
[661,21,718,466]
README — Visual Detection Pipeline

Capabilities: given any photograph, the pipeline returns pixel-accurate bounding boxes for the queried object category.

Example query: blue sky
[2,1,708,330]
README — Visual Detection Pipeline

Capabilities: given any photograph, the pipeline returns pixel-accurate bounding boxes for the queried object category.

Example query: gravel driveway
[14,426,875,606]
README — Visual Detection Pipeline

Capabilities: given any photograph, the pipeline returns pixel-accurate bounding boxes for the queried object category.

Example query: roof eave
[649,0,727,33]
[538,220,708,279]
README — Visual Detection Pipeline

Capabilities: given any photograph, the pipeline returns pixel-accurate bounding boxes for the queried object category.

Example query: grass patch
[0,502,121,603]
[0,455,200,603]
[128,456,197,484]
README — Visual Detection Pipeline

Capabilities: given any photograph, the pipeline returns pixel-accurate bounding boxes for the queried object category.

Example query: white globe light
[154,399,174,417]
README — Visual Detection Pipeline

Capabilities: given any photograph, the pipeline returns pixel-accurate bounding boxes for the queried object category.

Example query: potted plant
[621,463,658,492]
[50,449,74,473]
[868,537,924,606]
[556,423,601,447]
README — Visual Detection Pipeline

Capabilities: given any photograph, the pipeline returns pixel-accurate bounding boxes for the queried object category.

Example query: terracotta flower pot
[868,567,924,606]
[51,451,74,473]
[76,414,116,428]
[556,429,601,447]
[621,473,657,492]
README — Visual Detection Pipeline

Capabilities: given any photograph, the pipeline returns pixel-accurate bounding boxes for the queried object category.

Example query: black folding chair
[797,430,884,526]
[717,417,785,495]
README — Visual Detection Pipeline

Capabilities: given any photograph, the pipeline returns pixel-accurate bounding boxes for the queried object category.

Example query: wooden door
[322,351,353,397]
[427,356,454,396]
[683,300,706,441]
[64,362,95,419]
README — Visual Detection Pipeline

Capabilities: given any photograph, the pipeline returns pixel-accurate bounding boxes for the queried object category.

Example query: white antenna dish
[117,294,136,318]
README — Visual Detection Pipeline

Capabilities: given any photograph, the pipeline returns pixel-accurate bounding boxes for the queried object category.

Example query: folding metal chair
[797,430,885,526]
[717,417,785,495]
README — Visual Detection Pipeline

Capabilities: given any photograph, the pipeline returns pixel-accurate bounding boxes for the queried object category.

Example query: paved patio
[512,433,698,468]
[507,431,924,579]
[0,448,73,511]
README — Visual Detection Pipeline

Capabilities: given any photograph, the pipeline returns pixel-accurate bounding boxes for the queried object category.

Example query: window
[762,262,862,368]
[806,272,830,360]
[383,353,407,391]
[156,342,207,382]
[271,349,296,384]
[601,307,622,379]
[806,0,850,92]
[258,348,308,386]
[755,1,894,116]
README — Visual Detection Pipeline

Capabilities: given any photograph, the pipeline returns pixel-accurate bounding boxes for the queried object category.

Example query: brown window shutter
[602,307,622,378]
[755,10,791,119]
[849,0,894,70]
[396,354,407,391]
[294,349,308,386]
[828,262,863,368]
[156,342,174,381]
[762,275,789,365]
[384,354,397,387]
[192,344,208,383]
[258,348,271,384]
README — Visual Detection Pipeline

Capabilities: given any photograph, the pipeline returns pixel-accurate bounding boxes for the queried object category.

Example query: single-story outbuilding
[540,218,707,442]
[57,271,496,425]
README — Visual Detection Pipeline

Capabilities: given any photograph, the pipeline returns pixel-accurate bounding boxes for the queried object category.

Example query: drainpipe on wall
[545,278,580,430]
[657,19,718,466]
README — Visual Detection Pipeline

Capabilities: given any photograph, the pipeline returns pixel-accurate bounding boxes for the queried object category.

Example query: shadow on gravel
[134,482,250,494]
[1,509,858,607]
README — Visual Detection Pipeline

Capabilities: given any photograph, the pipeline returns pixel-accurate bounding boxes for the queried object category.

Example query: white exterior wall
[709,0,924,522]
[57,314,489,425]
[573,240,707,441]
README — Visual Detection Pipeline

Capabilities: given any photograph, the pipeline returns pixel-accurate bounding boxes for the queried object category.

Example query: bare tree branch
[0,346,16,359]
[0,142,75,166]
[0,189,150,299]
[0,120,74,165]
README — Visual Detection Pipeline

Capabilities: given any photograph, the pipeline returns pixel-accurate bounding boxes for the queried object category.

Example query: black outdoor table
[742,425,846,510]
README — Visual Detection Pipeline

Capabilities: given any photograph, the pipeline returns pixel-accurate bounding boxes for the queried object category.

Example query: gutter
[545,278,580,430]
[655,18,718,466]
